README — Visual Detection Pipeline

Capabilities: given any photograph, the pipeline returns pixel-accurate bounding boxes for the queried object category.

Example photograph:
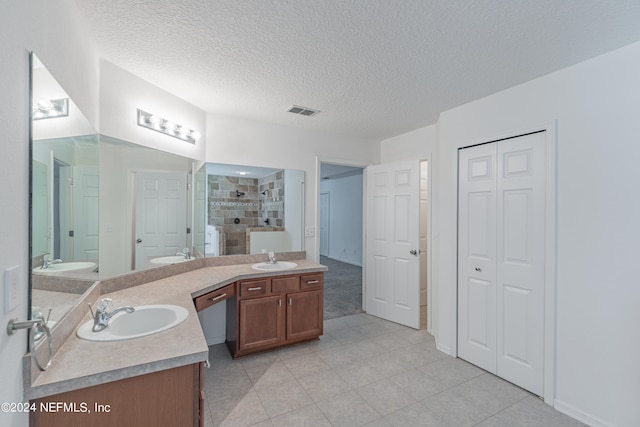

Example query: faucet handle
[97,298,113,312]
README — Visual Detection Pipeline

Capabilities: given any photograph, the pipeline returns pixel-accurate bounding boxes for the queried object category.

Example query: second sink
[251,261,298,271]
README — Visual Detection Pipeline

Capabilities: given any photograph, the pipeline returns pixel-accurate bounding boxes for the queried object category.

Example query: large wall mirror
[29,54,305,335]
[29,55,199,332]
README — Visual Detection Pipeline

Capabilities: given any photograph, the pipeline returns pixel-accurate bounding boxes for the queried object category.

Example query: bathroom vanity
[25,257,326,427]
[194,271,324,358]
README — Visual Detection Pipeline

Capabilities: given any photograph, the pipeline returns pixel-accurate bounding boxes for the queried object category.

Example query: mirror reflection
[99,135,195,276]
[31,54,99,328]
[205,164,304,256]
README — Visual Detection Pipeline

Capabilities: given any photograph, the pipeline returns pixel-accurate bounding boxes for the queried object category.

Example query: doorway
[319,162,364,319]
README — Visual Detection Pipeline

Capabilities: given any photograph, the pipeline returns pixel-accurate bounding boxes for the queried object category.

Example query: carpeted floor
[320,255,364,320]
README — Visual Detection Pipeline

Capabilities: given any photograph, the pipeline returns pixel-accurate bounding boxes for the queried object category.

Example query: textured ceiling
[74,0,640,140]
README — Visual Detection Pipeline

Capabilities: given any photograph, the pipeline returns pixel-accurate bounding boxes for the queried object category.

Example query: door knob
[136,238,142,244]
[409,250,418,256]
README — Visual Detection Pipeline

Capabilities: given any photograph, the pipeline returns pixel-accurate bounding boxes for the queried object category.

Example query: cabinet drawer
[271,276,300,293]
[300,273,323,290]
[239,279,269,298]
[194,283,235,311]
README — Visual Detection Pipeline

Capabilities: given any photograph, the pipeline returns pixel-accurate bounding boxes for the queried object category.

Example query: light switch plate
[4,265,19,313]
[304,226,315,237]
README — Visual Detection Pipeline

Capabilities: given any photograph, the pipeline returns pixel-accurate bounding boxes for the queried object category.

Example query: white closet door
[496,133,546,395]
[458,132,546,396]
[458,143,498,373]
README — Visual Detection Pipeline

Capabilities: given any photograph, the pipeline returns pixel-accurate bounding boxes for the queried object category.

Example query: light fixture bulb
[149,115,161,128]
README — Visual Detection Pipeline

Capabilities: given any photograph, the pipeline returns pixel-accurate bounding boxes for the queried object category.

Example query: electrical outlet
[4,265,19,313]
[304,226,315,237]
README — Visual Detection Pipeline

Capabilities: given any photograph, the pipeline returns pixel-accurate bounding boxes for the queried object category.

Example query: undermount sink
[150,255,189,265]
[76,304,189,342]
[33,261,96,274]
[251,261,298,271]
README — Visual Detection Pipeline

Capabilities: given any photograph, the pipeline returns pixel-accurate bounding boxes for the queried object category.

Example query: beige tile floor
[203,313,584,427]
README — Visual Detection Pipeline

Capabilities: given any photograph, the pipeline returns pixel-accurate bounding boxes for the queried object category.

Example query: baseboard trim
[435,339,452,356]
[554,399,612,427]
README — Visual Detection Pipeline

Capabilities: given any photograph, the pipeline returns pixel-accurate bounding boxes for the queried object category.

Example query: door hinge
[68,230,74,237]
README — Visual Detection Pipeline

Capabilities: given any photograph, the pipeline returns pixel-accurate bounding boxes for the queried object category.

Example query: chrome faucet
[41,257,62,269]
[176,248,191,260]
[267,251,277,264]
[88,298,135,332]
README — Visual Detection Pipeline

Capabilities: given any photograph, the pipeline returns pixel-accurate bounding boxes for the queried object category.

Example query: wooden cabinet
[238,295,283,351]
[31,363,204,427]
[193,283,235,311]
[228,272,324,358]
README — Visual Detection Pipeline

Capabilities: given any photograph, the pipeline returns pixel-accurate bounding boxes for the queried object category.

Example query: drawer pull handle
[306,280,319,284]
[247,287,262,291]
[210,293,227,302]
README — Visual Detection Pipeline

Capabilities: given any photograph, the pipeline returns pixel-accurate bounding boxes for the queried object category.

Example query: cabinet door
[286,290,323,342]
[239,295,283,351]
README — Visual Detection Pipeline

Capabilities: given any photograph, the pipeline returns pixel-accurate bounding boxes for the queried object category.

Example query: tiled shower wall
[258,171,285,227]
[208,172,285,255]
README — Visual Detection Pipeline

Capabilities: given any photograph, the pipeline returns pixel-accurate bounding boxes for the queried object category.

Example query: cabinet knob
[475,267,482,272]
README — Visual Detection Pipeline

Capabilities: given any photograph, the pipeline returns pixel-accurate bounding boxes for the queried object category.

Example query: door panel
[458,143,497,373]
[496,134,545,395]
[73,166,99,261]
[366,161,420,328]
[135,171,187,269]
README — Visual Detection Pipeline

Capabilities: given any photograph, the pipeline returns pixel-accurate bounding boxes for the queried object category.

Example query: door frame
[319,191,330,257]
[454,121,557,404]
[316,156,367,308]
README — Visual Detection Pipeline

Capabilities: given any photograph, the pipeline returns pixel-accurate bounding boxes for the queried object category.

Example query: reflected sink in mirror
[33,261,97,275]
[76,304,189,342]
[252,261,298,271]
[150,255,189,265]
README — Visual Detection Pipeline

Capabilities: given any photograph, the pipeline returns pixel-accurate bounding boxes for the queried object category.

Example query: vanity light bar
[137,109,200,144]
[32,98,69,120]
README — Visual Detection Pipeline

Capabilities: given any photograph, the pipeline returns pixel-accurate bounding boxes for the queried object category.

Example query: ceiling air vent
[286,105,321,117]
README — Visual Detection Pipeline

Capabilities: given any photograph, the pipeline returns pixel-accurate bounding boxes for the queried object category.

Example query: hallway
[321,256,363,320]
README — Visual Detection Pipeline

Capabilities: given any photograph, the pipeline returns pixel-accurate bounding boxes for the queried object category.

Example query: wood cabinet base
[30,364,203,427]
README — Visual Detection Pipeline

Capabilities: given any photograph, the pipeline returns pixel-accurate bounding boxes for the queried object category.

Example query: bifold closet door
[458,132,545,396]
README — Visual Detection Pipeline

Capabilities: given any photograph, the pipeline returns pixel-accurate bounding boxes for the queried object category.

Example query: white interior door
[72,166,99,261]
[319,192,330,257]
[458,132,546,396]
[135,171,187,269]
[365,161,420,329]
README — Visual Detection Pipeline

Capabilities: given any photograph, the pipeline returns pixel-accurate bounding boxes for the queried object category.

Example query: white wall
[0,2,98,426]
[380,123,438,163]
[99,60,206,162]
[383,41,640,427]
[320,173,364,266]
[206,114,380,261]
